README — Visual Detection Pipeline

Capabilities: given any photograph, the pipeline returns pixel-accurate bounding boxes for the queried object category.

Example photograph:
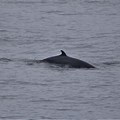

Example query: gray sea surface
[0,0,120,120]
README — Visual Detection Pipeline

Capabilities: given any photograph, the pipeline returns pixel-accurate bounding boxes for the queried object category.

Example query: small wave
[0,58,12,62]
[19,59,41,65]
[102,61,120,66]
[3,1,43,4]
[0,57,42,66]
[0,95,18,100]
[16,81,48,86]
[0,29,7,32]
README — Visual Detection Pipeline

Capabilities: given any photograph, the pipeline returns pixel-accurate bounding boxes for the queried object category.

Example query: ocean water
[0,0,120,120]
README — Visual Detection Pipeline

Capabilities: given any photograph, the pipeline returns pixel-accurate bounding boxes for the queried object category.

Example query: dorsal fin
[60,50,67,56]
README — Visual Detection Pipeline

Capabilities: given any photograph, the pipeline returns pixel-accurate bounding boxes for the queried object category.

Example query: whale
[41,50,95,68]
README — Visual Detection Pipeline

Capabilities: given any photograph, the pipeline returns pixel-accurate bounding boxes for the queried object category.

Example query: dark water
[0,0,120,119]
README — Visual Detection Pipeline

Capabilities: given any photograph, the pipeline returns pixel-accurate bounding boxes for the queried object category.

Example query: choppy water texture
[0,0,120,120]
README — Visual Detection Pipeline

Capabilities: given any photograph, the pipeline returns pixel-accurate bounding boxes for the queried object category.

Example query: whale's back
[42,55,95,68]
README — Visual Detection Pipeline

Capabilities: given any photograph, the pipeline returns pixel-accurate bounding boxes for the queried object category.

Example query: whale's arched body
[41,50,95,68]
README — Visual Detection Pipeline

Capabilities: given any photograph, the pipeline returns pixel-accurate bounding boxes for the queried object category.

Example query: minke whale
[41,50,95,68]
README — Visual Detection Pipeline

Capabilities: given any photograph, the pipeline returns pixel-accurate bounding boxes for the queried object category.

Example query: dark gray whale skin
[41,50,95,68]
